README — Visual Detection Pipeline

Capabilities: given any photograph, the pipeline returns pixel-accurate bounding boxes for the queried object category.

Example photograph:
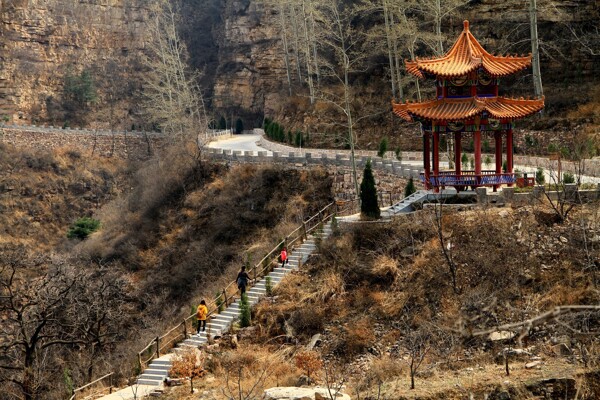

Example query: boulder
[307,334,322,350]
[488,331,516,342]
[264,387,351,400]
[552,343,572,356]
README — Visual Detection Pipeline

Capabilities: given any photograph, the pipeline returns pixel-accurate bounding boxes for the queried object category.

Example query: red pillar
[454,131,462,176]
[432,131,440,193]
[474,129,482,186]
[507,126,514,187]
[494,131,502,192]
[424,132,431,190]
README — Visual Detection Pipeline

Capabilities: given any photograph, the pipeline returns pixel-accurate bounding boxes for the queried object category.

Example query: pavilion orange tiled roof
[392,96,545,122]
[405,20,532,79]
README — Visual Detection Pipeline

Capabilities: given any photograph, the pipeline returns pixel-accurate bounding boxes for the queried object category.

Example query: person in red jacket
[280,247,288,268]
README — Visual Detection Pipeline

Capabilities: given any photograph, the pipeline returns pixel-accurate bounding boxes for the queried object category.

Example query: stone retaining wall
[0,125,232,160]
[206,146,417,201]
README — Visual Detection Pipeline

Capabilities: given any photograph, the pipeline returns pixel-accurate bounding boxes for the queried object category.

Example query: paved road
[207,133,272,156]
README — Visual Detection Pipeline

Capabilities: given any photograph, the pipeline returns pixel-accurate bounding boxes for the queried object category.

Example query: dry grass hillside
[0,142,127,254]
[0,142,335,399]
[159,202,600,400]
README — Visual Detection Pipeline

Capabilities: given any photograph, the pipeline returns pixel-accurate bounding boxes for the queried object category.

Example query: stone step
[145,365,170,373]
[143,369,169,377]
[151,359,172,367]
[139,373,166,381]
[136,379,162,386]
[221,310,240,317]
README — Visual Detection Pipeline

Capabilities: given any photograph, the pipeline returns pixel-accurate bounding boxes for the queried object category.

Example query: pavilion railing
[419,170,517,187]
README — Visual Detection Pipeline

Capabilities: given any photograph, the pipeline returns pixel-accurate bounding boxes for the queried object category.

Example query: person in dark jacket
[237,266,250,295]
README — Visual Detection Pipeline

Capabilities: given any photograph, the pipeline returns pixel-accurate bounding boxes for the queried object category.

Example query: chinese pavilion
[392,20,544,191]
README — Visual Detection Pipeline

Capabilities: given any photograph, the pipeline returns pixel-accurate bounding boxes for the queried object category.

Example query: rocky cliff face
[0,0,597,131]
[209,0,599,130]
[0,0,149,125]
[211,0,287,127]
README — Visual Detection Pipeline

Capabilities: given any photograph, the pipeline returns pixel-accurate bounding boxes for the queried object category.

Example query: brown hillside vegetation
[80,159,333,305]
[0,142,127,253]
[185,204,600,400]
[0,142,334,399]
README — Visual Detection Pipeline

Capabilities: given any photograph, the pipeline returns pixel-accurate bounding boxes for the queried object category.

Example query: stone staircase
[381,190,431,217]
[133,222,332,388]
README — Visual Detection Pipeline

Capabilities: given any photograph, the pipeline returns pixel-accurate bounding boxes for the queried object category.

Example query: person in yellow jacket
[196,300,208,333]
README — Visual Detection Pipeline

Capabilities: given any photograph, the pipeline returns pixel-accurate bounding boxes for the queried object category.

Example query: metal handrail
[136,201,338,370]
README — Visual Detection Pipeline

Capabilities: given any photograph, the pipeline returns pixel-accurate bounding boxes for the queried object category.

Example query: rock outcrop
[0,0,149,125]
[264,386,351,400]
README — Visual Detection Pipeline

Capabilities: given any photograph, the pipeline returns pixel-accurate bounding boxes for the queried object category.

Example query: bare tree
[399,325,432,390]
[430,203,460,294]
[0,262,84,400]
[313,0,376,198]
[142,0,209,151]
[68,272,131,384]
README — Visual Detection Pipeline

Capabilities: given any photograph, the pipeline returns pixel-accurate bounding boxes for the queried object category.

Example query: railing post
[155,336,160,358]
[302,222,307,240]
[138,353,142,372]
[182,319,187,339]
[109,374,113,394]
[223,289,228,307]
[253,266,257,281]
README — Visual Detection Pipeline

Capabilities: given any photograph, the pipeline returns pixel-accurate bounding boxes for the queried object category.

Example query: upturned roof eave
[392,96,545,123]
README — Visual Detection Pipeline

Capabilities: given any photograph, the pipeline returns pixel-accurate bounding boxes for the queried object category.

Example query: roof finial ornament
[463,20,469,31]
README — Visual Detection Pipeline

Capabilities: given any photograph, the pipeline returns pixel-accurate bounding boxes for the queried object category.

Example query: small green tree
[67,217,101,240]
[239,293,251,328]
[483,139,490,153]
[484,155,492,169]
[395,147,402,161]
[563,171,575,184]
[502,160,508,173]
[461,153,469,170]
[235,118,244,134]
[216,291,224,312]
[469,156,475,170]
[378,137,388,158]
[535,167,545,185]
[295,131,303,147]
[360,160,380,219]
[218,116,227,130]
[265,276,273,297]
[404,177,416,197]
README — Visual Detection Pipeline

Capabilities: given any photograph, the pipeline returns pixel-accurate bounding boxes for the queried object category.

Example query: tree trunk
[383,0,397,100]
[278,2,293,96]
[308,0,320,86]
[290,3,303,83]
[435,0,443,55]
[390,13,404,101]
[529,0,544,98]
[301,0,315,104]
